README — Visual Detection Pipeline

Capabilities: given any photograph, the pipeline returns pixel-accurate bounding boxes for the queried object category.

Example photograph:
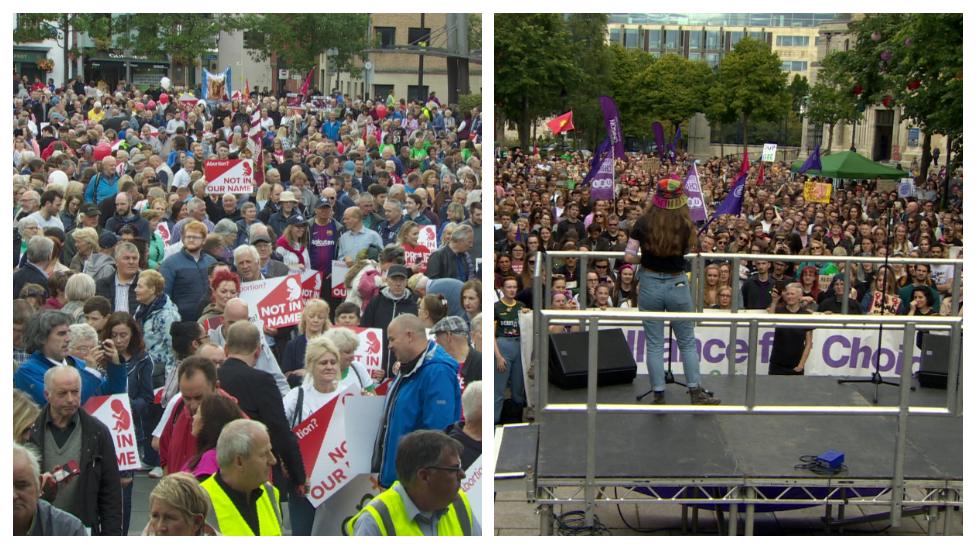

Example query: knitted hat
[652,178,688,210]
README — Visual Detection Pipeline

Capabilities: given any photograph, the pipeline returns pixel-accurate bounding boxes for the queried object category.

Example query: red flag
[244,79,251,102]
[300,67,314,99]
[546,111,574,135]
[755,162,765,186]
[737,149,750,178]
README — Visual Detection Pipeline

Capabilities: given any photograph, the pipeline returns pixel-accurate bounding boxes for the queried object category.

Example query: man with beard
[105,192,150,239]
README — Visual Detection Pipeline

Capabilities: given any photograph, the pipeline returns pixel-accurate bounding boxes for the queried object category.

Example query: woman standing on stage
[625,179,720,405]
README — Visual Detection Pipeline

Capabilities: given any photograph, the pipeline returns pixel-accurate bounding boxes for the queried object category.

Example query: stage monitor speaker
[917,332,953,389]
[548,329,638,390]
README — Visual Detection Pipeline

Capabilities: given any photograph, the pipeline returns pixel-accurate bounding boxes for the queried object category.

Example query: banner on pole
[684,163,708,223]
[83,394,142,471]
[588,153,615,201]
[205,159,256,194]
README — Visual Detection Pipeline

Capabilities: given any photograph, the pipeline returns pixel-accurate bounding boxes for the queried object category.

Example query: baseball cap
[99,232,119,249]
[287,214,307,226]
[432,316,468,335]
[314,197,333,209]
[81,203,101,217]
[387,265,411,279]
[250,233,272,245]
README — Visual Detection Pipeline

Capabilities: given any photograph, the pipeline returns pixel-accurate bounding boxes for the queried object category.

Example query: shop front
[84,53,169,90]
[14,46,51,85]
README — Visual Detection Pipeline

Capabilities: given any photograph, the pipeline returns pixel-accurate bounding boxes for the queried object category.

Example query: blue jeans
[289,487,315,535]
[638,270,702,391]
[495,336,526,423]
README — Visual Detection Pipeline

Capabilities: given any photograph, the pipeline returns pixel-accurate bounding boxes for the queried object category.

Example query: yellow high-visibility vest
[345,482,473,536]
[200,475,282,536]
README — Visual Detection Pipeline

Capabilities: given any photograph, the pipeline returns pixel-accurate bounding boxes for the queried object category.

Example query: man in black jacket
[14,235,53,299]
[95,241,141,313]
[28,366,123,535]
[362,265,418,375]
[425,225,476,282]
[216,321,307,498]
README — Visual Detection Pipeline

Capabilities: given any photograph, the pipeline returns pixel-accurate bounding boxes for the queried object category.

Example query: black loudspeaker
[548,329,638,390]
[917,332,952,389]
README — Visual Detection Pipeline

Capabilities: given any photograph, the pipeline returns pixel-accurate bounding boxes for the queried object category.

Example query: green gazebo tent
[790,150,910,180]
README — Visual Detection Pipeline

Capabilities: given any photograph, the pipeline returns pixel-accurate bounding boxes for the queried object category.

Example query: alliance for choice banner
[520,319,930,379]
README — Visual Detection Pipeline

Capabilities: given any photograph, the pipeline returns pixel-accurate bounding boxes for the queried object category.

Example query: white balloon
[160,76,171,90]
[48,170,68,186]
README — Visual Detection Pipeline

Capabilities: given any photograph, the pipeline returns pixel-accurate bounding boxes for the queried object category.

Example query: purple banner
[684,163,708,223]
[582,138,610,186]
[588,151,615,201]
[599,96,625,159]
[652,121,666,159]
[713,171,746,218]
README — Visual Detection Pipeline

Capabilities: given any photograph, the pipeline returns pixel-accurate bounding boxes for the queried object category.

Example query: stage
[495,375,962,535]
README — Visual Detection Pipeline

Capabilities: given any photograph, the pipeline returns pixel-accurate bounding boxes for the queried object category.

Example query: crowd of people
[12,73,484,536]
[493,146,963,417]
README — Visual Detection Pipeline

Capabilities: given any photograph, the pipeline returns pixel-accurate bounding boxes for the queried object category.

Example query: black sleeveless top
[631,213,690,274]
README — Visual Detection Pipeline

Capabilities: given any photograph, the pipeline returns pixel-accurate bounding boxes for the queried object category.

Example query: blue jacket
[375,341,461,487]
[159,249,216,321]
[85,172,120,205]
[14,352,127,406]
[323,120,341,141]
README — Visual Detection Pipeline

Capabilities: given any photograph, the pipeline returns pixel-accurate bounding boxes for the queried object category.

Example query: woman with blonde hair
[281,299,331,388]
[13,389,40,443]
[625,178,720,405]
[145,472,219,536]
[702,263,721,308]
[323,327,374,393]
[281,335,343,535]
[276,216,310,272]
[397,220,431,273]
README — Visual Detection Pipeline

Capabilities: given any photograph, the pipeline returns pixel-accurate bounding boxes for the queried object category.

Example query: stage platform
[495,375,962,535]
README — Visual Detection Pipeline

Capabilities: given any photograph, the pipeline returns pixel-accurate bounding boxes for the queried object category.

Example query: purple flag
[713,171,747,217]
[797,144,822,174]
[668,126,681,160]
[652,121,666,159]
[599,96,625,159]
[582,138,610,186]
[588,150,615,201]
[684,162,708,223]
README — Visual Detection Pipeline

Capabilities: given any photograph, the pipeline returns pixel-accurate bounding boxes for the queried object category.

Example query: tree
[843,14,962,195]
[495,14,580,149]
[605,45,656,136]
[116,14,229,84]
[807,51,860,153]
[713,37,788,149]
[644,54,713,145]
[564,14,611,149]
[231,14,369,89]
[784,74,810,145]
[14,13,113,85]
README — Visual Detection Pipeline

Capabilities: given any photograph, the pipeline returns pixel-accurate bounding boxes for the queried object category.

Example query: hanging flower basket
[36,58,55,73]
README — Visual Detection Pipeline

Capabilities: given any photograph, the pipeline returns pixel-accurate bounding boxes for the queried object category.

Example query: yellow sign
[803,182,832,204]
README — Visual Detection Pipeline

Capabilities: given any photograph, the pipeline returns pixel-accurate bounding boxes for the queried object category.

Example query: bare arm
[795,329,814,372]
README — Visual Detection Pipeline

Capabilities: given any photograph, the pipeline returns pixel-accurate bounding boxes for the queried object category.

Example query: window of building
[665,30,680,49]
[688,51,701,61]
[776,35,810,47]
[374,84,394,101]
[609,28,621,44]
[624,28,639,48]
[706,53,720,67]
[243,30,265,50]
[647,29,662,50]
[705,30,719,49]
[375,27,395,49]
[780,60,808,72]
[408,27,431,47]
[729,31,744,47]
[749,31,765,42]
[407,84,429,102]
[689,30,702,49]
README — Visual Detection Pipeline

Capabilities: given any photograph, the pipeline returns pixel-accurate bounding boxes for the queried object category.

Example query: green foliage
[495,13,581,149]
[117,14,224,65]
[605,44,656,134]
[468,14,481,51]
[806,51,861,150]
[713,37,788,145]
[230,14,369,74]
[458,93,481,114]
[788,74,810,115]
[564,14,611,148]
[644,54,713,129]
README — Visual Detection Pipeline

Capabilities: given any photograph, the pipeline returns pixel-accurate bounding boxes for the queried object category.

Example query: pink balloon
[147,100,156,109]
[134,102,145,111]
[93,143,112,161]
[159,93,169,105]
[376,104,388,119]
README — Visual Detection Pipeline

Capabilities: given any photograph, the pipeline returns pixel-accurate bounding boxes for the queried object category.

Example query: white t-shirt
[152,394,183,438]
[282,384,341,428]
[26,211,64,231]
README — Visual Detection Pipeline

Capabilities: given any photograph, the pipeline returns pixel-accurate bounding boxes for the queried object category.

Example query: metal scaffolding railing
[528,251,963,533]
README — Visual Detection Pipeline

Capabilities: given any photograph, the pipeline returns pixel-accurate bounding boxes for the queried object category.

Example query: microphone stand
[837,205,902,404]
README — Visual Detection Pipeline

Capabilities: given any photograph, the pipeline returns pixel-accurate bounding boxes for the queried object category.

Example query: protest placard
[418,225,438,253]
[349,327,385,378]
[462,456,483,527]
[761,143,778,162]
[156,222,171,245]
[293,391,384,508]
[204,159,256,194]
[803,181,832,204]
[239,274,305,328]
[331,260,349,299]
[82,394,142,471]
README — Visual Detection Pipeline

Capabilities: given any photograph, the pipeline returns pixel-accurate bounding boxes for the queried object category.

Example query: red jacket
[159,388,240,473]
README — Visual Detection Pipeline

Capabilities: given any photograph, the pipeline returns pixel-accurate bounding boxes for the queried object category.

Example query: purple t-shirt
[309,220,339,275]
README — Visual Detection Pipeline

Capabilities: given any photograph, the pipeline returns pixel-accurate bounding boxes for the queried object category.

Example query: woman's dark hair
[186,394,242,473]
[169,200,185,221]
[101,312,145,357]
[912,288,935,309]
[421,293,449,325]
